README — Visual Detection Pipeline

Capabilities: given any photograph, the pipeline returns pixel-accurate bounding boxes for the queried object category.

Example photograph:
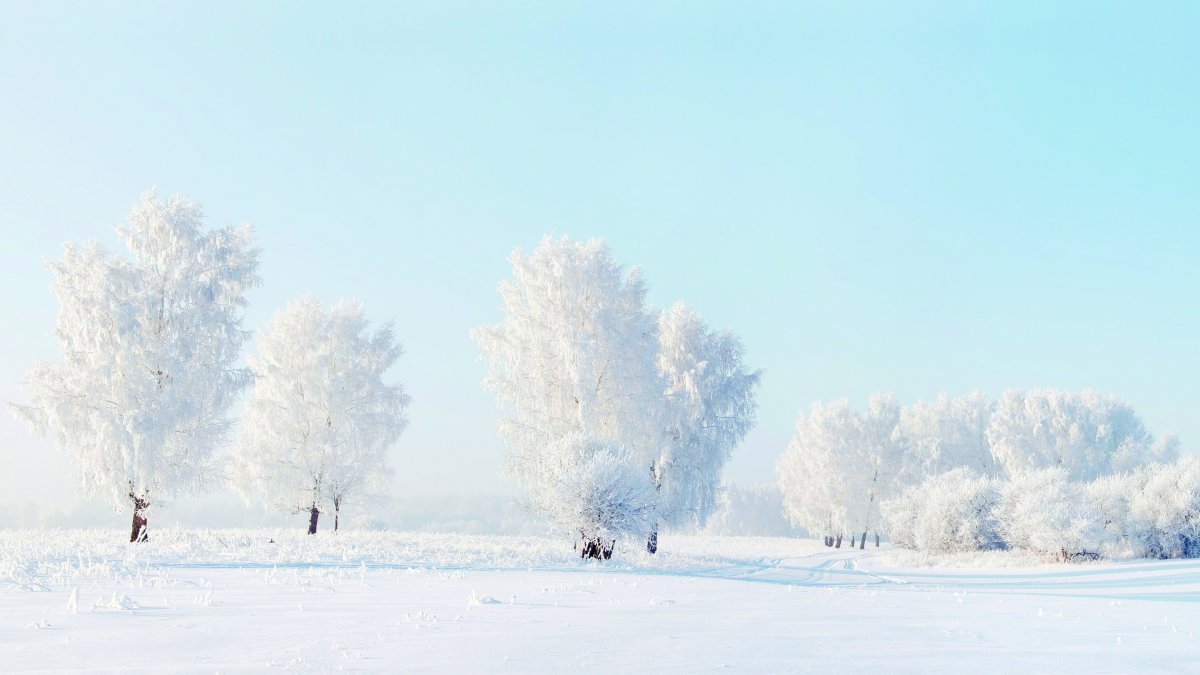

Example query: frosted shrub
[882,469,1001,554]
[880,486,922,550]
[996,468,1102,560]
[1127,458,1200,559]
[543,437,659,558]
[1086,472,1146,558]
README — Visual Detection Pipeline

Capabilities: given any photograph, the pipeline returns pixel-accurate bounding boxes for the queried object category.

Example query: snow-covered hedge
[1127,458,1200,559]
[995,468,1101,560]
[778,389,1180,546]
[883,459,1200,561]
[884,468,1001,554]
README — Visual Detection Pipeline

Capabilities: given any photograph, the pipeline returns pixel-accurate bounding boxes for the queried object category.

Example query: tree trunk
[875,533,880,548]
[824,535,832,547]
[647,527,658,554]
[834,534,842,548]
[307,505,320,535]
[859,531,867,550]
[129,495,149,543]
[334,499,340,532]
[580,537,615,560]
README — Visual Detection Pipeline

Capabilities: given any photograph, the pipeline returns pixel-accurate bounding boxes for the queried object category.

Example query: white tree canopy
[777,395,906,539]
[654,302,760,529]
[776,399,861,537]
[234,296,409,526]
[11,191,259,513]
[897,392,996,482]
[474,236,661,466]
[850,394,906,536]
[987,389,1166,480]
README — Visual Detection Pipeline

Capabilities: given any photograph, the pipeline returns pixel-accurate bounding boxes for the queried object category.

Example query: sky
[1,2,1197,525]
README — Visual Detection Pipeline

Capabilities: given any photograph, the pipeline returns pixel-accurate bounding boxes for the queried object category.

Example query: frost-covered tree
[780,388,1178,552]
[234,296,409,534]
[10,191,259,542]
[474,237,662,557]
[776,399,861,546]
[850,394,906,548]
[475,238,758,557]
[987,389,1164,480]
[897,392,996,482]
[651,302,760,550]
[776,396,904,548]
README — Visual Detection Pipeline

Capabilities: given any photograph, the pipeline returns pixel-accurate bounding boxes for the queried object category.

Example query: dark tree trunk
[824,535,832,547]
[647,527,658,554]
[875,533,880,548]
[129,495,149,543]
[834,534,843,548]
[334,499,341,532]
[859,531,867,550]
[308,505,320,535]
[580,537,615,560]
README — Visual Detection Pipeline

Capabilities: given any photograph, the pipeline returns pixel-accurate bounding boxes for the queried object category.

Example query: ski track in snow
[2,530,1200,673]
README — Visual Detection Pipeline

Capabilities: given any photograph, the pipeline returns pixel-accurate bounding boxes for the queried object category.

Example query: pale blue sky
[1,2,1196,518]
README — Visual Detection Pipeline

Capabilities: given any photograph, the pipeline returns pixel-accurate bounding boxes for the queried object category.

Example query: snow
[3,531,1199,672]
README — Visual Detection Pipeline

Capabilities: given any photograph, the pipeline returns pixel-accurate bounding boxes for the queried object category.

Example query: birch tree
[234,296,409,533]
[474,237,661,557]
[475,237,759,558]
[10,191,259,541]
[651,302,760,551]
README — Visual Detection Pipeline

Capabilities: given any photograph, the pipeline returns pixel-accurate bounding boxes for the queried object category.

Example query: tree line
[11,191,1192,563]
[775,390,1186,559]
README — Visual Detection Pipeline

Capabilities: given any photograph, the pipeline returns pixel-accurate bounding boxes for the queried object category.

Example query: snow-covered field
[3,530,1199,673]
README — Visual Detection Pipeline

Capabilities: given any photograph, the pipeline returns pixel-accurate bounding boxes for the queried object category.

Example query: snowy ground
[3,530,1199,673]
